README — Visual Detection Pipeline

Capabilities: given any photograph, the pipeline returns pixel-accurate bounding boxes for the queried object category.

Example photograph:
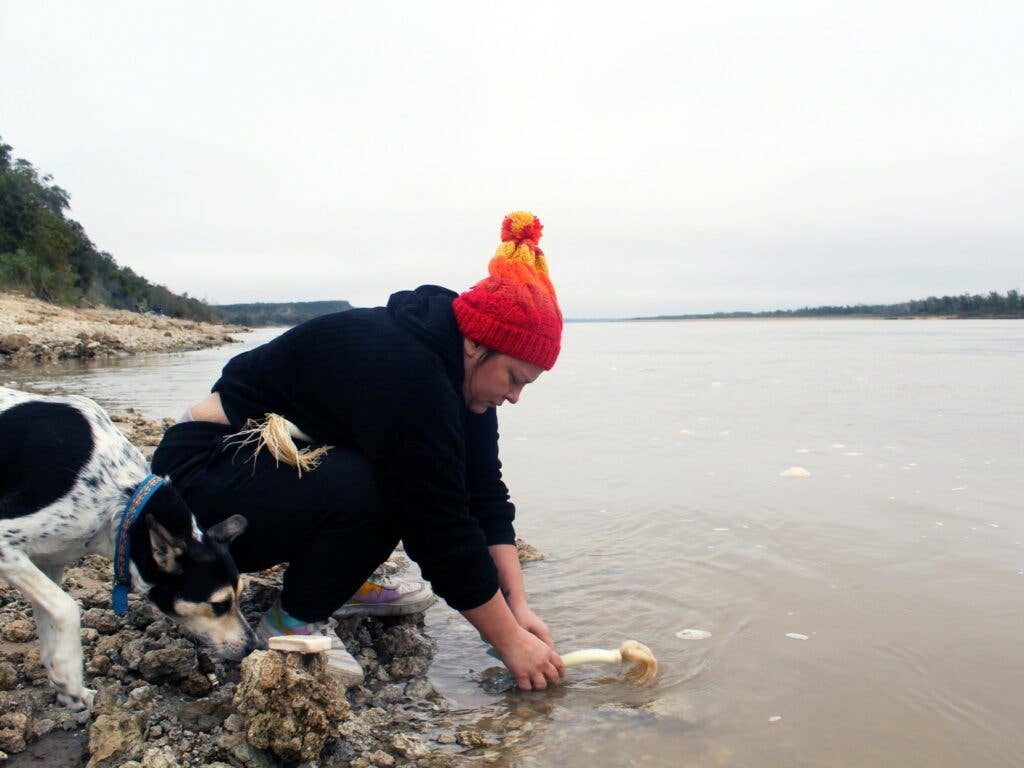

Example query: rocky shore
[0,293,245,368]
[0,407,546,767]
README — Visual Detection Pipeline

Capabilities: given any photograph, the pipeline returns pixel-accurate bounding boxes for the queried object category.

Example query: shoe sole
[333,593,437,618]
[327,650,365,687]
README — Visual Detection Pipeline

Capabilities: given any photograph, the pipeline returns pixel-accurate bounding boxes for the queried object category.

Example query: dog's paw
[57,687,95,713]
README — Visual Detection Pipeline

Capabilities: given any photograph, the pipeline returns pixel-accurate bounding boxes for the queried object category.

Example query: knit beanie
[452,211,563,370]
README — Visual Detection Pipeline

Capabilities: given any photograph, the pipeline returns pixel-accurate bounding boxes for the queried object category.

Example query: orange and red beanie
[452,211,563,370]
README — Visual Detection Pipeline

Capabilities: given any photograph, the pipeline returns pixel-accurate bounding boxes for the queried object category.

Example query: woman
[152,211,565,691]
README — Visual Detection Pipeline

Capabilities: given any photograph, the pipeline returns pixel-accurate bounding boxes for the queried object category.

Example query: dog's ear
[146,513,186,574]
[206,515,248,545]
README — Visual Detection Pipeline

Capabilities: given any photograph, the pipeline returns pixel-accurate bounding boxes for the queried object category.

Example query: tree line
[0,136,217,321]
[214,300,353,327]
[634,290,1023,321]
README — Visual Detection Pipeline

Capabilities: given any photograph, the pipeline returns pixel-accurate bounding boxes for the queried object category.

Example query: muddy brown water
[5,319,1023,767]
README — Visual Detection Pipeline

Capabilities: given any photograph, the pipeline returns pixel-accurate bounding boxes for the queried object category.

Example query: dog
[0,386,257,712]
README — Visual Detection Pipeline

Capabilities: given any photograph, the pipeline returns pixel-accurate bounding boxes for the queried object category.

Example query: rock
[27,717,55,740]
[0,712,29,755]
[214,733,277,768]
[390,732,430,759]
[141,745,181,768]
[178,699,232,731]
[87,654,113,676]
[223,713,245,733]
[368,750,396,767]
[234,650,348,762]
[0,661,18,690]
[455,726,498,748]
[380,624,432,659]
[1,618,36,642]
[516,538,546,562]
[178,669,214,696]
[388,655,428,679]
[403,678,437,699]
[20,648,47,681]
[128,684,153,704]
[82,608,121,635]
[0,333,30,354]
[87,709,145,767]
[139,643,197,681]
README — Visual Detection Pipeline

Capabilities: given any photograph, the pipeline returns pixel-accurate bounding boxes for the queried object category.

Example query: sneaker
[333,576,436,618]
[256,602,364,687]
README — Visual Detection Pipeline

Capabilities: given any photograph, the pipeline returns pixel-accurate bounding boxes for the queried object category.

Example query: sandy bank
[0,293,246,368]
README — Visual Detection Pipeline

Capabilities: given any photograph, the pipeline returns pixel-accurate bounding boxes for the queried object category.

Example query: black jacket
[212,285,515,610]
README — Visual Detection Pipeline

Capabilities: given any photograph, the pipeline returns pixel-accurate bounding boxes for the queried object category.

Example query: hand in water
[497,627,563,691]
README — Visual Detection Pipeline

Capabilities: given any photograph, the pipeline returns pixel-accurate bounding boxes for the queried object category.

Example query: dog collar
[113,474,164,615]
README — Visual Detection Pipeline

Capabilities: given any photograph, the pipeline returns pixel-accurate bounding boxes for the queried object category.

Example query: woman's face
[462,339,545,414]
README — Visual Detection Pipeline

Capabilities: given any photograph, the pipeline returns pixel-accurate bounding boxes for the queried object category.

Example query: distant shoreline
[567,313,1023,323]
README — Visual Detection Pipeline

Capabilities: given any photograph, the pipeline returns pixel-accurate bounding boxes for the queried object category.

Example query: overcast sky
[2,1,1021,317]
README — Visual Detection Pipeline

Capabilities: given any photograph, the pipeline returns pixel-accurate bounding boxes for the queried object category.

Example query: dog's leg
[34,562,65,671]
[0,547,93,712]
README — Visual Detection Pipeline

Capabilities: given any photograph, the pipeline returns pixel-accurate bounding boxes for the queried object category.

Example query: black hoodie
[211,285,514,610]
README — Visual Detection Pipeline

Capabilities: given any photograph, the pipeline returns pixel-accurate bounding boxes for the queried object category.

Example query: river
[6,319,1023,767]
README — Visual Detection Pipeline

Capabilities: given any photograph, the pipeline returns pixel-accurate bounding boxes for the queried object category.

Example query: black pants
[151,421,398,622]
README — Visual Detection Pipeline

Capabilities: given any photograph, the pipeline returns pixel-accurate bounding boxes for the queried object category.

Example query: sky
[2,1,1021,317]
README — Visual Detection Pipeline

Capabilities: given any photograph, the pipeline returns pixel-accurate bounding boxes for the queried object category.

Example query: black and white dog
[0,387,257,711]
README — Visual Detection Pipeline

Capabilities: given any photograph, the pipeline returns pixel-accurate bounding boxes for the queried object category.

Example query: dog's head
[133,485,258,660]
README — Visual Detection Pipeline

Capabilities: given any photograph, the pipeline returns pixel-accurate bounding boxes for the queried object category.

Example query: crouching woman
[152,211,565,691]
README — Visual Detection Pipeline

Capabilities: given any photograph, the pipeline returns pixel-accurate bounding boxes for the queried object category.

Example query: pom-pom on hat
[452,211,562,370]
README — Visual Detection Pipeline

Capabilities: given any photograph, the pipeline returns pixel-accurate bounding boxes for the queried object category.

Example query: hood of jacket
[387,284,464,386]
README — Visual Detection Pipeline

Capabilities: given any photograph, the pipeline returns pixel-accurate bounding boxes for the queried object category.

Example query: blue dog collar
[112,474,164,615]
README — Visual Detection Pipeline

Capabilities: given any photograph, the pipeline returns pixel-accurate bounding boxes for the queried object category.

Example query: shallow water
[7,319,1023,767]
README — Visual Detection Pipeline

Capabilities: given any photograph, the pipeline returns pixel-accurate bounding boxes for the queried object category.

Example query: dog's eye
[210,599,232,616]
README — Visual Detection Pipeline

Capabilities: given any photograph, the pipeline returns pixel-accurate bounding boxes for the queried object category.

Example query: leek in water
[485,640,658,687]
[560,640,658,685]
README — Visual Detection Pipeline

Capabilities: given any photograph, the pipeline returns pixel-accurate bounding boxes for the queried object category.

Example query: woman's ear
[463,337,483,359]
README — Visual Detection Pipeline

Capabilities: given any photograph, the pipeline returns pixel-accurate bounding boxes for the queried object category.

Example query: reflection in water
[6,320,1024,766]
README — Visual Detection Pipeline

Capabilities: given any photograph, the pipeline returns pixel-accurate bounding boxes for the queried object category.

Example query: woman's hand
[511,604,557,650]
[496,627,564,691]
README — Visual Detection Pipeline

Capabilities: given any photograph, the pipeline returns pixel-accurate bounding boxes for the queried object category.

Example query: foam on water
[676,629,712,640]
[780,467,811,478]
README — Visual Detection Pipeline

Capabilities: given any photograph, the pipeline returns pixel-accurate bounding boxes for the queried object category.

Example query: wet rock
[87,709,145,767]
[380,623,433,659]
[388,654,428,679]
[404,678,438,700]
[1,618,36,642]
[516,538,546,563]
[0,711,29,754]
[234,650,348,762]
[455,726,499,748]
[390,732,430,759]
[0,333,30,354]
[27,716,55,740]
